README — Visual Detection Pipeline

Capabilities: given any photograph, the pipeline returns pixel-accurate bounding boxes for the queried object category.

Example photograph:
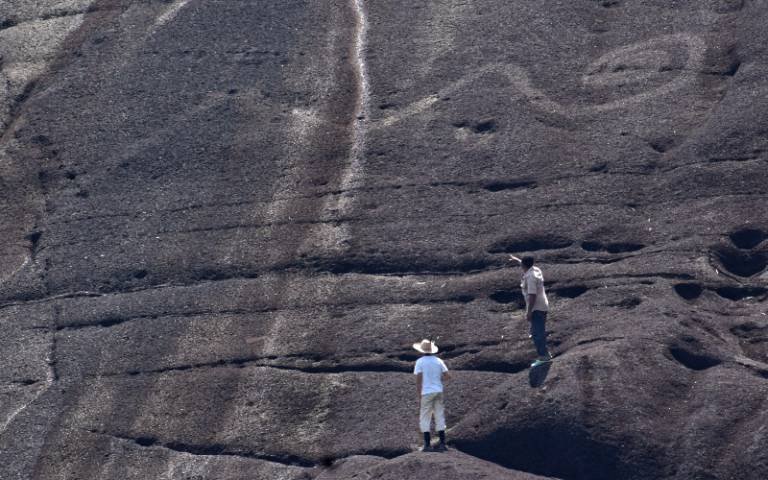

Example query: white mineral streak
[372,33,706,131]
[0,332,56,434]
[0,14,87,133]
[307,0,370,254]
[251,7,352,356]
[0,12,90,434]
[341,0,371,196]
[153,0,191,30]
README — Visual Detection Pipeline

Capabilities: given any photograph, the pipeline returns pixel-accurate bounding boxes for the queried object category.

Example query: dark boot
[421,432,432,452]
[435,430,447,451]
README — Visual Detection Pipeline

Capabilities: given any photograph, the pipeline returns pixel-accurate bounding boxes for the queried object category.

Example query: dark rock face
[1,0,768,479]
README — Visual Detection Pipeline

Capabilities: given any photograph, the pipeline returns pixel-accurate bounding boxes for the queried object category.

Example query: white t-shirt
[414,355,448,395]
[521,266,549,312]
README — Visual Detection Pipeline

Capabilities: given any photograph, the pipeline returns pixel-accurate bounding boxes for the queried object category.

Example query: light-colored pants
[419,392,446,433]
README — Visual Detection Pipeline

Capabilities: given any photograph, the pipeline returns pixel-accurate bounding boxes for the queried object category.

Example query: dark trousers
[529,310,549,357]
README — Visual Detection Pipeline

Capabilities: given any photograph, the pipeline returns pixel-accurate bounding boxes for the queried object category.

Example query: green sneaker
[531,357,553,368]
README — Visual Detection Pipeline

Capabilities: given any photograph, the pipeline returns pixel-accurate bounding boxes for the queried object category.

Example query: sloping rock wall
[1,1,767,479]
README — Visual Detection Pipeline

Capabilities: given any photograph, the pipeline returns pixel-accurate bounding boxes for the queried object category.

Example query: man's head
[521,256,535,270]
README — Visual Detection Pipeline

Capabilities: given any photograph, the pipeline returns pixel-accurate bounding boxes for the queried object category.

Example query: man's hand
[525,310,533,322]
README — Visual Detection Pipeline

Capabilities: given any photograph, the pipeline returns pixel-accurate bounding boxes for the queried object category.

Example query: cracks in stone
[55,307,275,332]
[54,293,479,332]
[47,317,60,382]
[89,350,412,379]
[0,290,108,314]
[304,255,496,277]
[388,340,504,362]
[575,336,625,347]
[163,217,361,236]
[539,191,768,210]
[0,264,699,322]
[261,362,409,375]
[584,272,695,281]
[7,379,44,387]
[660,155,764,173]
[84,429,316,468]
[43,178,529,229]
[85,428,413,470]
[91,340,529,379]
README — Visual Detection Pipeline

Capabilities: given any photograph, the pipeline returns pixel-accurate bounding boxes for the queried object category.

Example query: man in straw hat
[413,338,449,452]
[509,254,553,367]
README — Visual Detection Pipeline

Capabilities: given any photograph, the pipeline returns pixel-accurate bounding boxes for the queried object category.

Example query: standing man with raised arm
[510,255,552,367]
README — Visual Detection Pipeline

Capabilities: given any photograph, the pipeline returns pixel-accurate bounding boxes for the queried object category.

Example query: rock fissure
[83,429,317,468]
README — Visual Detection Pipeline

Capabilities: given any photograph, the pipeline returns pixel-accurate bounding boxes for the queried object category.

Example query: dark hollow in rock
[724,59,742,76]
[715,286,768,301]
[674,283,703,300]
[610,297,642,309]
[488,236,573,253]
[312,256,493,276]
[0,19,19,30]
[668,346,722,371]
[453,422,649,480]
[552,285,589,299]
[452,119,497,134]
[133,270,148,280]
[581,241,645,254]
[454,295,476,303]
[135,437,157,447]
[30,134,52,146]
[488,290,524,306]
[472,120,497,134]
[440,294,475,304]
[482,180,537,192]
[458,359,529,374]
[25,231,42,253]
[713,246,767,277]
[729,228,767,249]
[394,353,420,362]
[730,322,763,337]
[649,137,676,153]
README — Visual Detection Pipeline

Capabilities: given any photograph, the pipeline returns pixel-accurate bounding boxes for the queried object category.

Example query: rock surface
[1,0,768,479]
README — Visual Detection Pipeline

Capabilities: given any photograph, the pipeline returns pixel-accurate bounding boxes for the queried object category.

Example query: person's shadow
[528,362,551,387]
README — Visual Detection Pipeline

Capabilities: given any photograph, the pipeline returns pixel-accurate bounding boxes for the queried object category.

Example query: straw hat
[413,339,438,354]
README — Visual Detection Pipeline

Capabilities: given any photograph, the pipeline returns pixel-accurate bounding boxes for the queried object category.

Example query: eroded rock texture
[1,0,767,479]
